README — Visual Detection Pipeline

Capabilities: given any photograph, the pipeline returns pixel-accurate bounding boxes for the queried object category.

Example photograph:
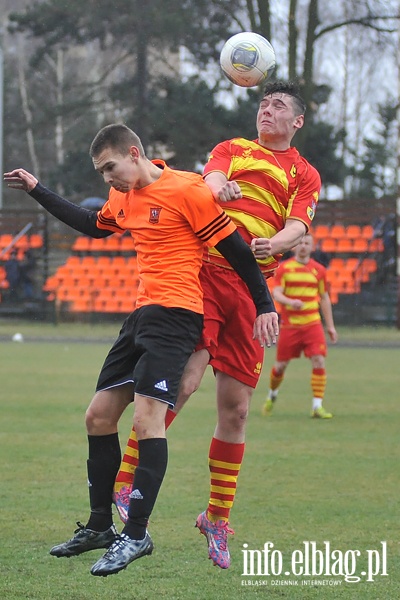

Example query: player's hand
[291,299,303,310]
[327,327,338,344]
[253,312,279,347]
[251,237,273,259]
[217,181,242,202]
[3,169,38,193]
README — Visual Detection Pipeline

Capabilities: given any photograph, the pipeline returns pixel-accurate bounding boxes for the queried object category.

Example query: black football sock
[123,438,168,540]
[86,433,121,531]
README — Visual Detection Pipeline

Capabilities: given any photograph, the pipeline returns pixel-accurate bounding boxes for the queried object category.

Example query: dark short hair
[262,80,306,116]
[89,124,145,158]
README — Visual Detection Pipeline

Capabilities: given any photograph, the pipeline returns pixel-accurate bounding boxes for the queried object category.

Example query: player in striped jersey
[262,232,338,418]
[115,81,321,568]
[4,124,278,577]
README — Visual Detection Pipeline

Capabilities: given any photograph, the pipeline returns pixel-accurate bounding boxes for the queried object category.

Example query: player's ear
[129,146,140,160]
[293,114,304,130]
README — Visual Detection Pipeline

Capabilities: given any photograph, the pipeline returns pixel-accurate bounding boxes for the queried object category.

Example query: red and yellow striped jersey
[203,137,320,275]
[274,257,326,327]
[96,160,236,314]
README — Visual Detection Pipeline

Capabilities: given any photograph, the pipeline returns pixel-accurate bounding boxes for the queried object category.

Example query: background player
[262,232,338,418]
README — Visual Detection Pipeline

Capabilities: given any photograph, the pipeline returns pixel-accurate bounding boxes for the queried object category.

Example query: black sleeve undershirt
[29,183,113,238]
[215,230,275,316]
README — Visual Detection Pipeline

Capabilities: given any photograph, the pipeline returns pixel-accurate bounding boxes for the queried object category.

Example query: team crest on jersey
[290,164,297,178]
[149,207,162,223]
[243,148,253,158]
[307,199,318,221]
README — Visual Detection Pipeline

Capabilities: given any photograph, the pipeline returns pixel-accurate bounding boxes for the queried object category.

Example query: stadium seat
[336,238,354,253]
[90,238,107,251]
[104,236,122,252]
[345,225,362,239]
[330,224,346,238]
[72,236,91,252]
[120,236,135,251]
[313,224,330,240]
[71,298,92,312]
[320,238,337,253]
[29,234,43,248]
[361,225,374,239]
[369,238,384,252]
[350,238,367,253]
[329,257,345,271]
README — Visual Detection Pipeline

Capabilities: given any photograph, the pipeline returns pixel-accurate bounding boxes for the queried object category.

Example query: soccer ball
[219,32,276,88]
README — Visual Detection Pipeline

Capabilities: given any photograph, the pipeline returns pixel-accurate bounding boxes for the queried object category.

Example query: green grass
[0,335,399,599]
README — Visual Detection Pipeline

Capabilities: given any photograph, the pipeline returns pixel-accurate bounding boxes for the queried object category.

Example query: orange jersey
[96,160,236,313]
[274,257,326,327]
[203,137,320,275]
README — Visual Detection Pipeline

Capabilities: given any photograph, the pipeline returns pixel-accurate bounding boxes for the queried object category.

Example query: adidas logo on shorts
[154,380,168,392]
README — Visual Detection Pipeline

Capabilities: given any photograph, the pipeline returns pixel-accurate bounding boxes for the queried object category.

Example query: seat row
[312,224,374,240]
[72,235,135,253]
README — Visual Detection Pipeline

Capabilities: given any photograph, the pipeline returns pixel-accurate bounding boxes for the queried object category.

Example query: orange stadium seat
[320,238,337,253]
[73,236,91,252]
[330,224,346,239]
[329,257,345,271]
[361,225,374,239]
[313,224,330,240]
[103,236,122,252]
[336,238,353,253]
[369,238,384,252]
[90,238,107,251]
[352,238,369,253]
[71,298,92,313]
[29,234,43,248]
[120,236,135,251]
[345,225,362,239]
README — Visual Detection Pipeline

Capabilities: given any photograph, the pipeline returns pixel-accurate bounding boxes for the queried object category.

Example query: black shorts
[96,305,203,407]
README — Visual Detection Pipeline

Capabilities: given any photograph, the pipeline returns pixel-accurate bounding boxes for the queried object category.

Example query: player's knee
[85,405,115,435]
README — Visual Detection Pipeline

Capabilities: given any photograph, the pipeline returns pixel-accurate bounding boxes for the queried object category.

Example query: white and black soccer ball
[220,32,276,88]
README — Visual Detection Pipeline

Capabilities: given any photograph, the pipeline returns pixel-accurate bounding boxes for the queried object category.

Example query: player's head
[90,124,145,159]
[90,124,146,191]
[257,80,305,148]
[262,81,306,116]
[293,232,314,261]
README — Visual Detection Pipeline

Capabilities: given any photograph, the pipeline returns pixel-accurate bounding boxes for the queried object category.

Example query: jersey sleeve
[184,177,236,247]
[96,198,125,233]
[287,161,321,229]
[203,140,233,178]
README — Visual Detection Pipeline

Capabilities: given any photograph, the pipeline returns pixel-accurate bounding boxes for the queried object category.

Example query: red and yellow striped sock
[114,408,176,494]
[207,437,245,523]
[270,367,284,391]
[311,368,326,400]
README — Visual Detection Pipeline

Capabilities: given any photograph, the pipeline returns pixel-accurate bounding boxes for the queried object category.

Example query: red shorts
[197,261,265,388]
[276,323,327,362]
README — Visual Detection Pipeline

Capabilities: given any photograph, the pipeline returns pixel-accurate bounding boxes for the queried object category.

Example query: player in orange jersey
[4,124,278,577]
[262,232,338,418]
[115,81,321,568]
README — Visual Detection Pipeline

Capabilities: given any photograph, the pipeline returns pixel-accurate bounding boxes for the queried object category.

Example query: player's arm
[4,169,112,238]
[251,219,306,258]
[272,285,303,310]
[215,230,279,347]
[319,291,338,343]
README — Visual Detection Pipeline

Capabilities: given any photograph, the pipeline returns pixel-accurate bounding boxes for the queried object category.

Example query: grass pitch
[0,325,399,599]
